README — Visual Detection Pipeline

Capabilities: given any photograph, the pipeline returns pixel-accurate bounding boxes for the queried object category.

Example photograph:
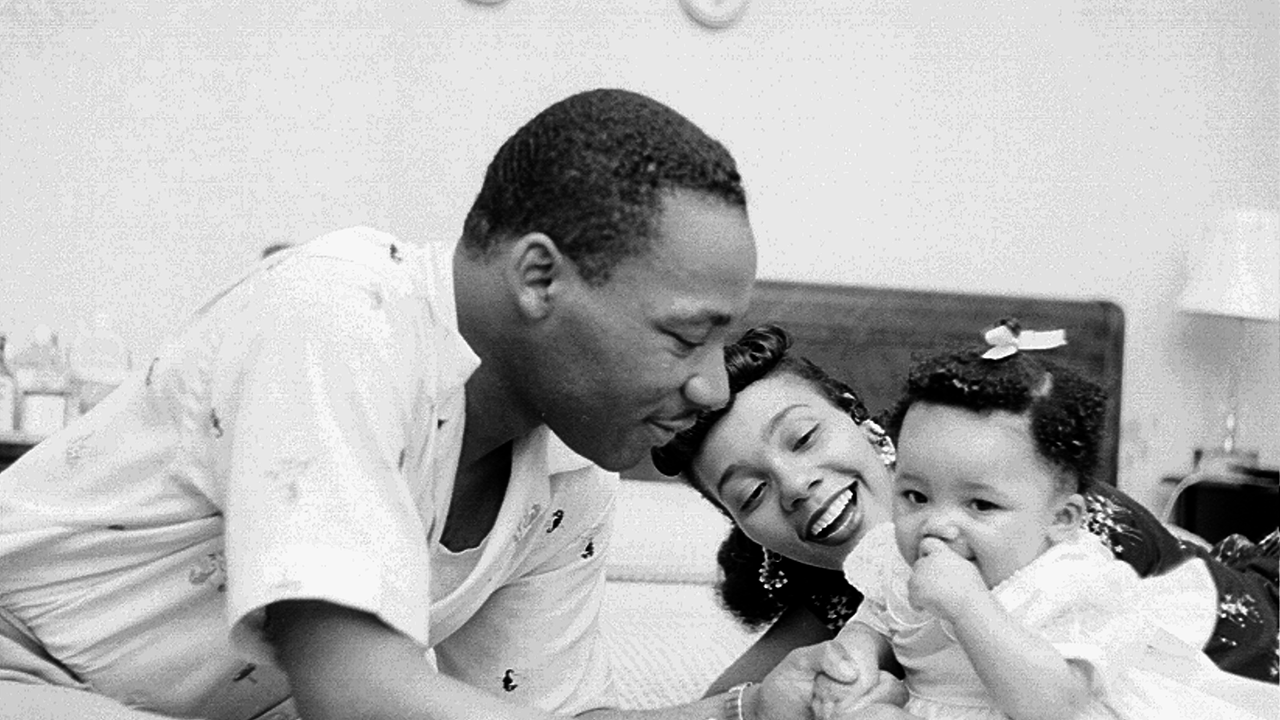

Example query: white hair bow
[981,324,1067,360]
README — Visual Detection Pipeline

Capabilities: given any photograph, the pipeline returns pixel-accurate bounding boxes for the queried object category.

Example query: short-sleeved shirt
[0,227,618,718]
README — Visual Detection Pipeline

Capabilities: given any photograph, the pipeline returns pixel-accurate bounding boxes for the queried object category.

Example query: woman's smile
[805,482,860,544]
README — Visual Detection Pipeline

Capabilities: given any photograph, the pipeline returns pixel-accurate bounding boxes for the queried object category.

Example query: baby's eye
[969,499,1000,512]
[901,489,927,505]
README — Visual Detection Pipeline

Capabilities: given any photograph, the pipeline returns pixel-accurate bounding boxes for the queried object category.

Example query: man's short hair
[460,88,746,285]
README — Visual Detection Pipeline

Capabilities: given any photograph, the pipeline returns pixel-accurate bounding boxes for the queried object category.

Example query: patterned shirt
[0,228,618,718]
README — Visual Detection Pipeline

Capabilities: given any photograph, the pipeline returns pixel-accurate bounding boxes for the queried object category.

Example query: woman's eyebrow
[716,464,746,494]
[764,403,808,439]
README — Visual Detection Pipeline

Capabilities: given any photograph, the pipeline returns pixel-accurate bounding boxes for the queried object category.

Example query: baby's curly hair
[460,88,746,286]
[885,320,1109,494]
[652,324,870,629]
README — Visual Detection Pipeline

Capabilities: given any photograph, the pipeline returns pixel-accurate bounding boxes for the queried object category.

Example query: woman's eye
[792,426,817,451]
[740,482,766,511]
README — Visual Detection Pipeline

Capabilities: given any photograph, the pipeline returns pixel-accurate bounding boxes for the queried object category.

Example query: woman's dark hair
[652,324,868,630]
[460,88,746,286]
[884,320,1109,495]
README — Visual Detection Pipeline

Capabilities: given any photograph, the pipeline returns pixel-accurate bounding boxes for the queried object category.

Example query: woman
[651,324,1279,693]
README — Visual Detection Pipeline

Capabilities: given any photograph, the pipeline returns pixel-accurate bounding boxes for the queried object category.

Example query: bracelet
[723,682,753,720]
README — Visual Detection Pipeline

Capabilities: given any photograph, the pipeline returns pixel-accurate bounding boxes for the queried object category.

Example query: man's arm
[268,600,780,720]
[270,600,556,720]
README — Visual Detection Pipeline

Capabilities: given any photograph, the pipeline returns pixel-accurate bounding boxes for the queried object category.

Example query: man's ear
[1049,492,1086,543]
[505,233,571,321]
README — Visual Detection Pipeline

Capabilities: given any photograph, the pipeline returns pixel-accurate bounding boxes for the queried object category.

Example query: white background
[1,0,1276,509]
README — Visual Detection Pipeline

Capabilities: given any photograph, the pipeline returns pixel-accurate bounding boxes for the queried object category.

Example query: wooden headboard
[626,280,1125,486]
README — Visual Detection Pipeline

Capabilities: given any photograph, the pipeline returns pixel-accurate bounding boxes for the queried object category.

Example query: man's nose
[681,347,730,410]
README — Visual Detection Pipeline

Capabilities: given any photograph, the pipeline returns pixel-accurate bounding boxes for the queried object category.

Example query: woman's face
[691,373,894,570]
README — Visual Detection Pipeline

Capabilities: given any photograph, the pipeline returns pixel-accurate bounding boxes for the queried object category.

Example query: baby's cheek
[893,527,919,564]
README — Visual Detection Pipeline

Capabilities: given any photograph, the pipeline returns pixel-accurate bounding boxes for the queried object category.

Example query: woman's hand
[750,640,904,720]
[907,537,987,621]
[812,669,907,720]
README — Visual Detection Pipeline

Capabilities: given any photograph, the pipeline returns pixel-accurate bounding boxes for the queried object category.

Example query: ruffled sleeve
[842,523,931,636]
[995,532,1151,691]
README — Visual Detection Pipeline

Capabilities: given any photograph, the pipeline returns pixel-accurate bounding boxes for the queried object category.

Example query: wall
[2,0,1276,508]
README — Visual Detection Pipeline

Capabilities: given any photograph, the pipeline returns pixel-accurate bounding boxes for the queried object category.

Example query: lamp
[1178,208,1280,469]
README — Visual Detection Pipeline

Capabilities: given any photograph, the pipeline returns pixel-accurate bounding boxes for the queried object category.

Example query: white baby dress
[841,522,1270,720]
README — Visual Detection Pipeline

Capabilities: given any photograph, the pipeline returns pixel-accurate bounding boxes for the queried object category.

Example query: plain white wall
[2,0,1276,508]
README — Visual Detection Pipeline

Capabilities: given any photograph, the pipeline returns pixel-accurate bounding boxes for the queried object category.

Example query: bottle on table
[8,324,71,437]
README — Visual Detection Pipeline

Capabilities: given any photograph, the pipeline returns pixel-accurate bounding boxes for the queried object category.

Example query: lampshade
[1179,209,1280,322]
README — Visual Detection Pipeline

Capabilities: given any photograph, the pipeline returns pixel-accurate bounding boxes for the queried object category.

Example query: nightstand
[1166,468,1279,545]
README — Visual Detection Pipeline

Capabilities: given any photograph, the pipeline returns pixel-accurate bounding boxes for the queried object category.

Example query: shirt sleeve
[431,467,618,715]
[214,254,437,662]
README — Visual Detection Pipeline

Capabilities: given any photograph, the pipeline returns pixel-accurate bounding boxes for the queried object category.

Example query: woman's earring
[861,419,897,468]
[759,549,788,593]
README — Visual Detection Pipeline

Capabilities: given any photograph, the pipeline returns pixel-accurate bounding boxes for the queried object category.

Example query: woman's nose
[681,348,731,410]
[774,467,821,511]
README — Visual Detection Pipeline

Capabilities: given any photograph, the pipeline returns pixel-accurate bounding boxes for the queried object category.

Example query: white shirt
[0,227,618,718]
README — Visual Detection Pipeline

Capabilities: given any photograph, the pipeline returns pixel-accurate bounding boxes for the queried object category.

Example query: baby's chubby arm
[811,622,898,719]
[911,538,1091,720]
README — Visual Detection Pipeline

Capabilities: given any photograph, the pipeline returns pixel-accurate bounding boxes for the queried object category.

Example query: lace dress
[841,523,1267,720]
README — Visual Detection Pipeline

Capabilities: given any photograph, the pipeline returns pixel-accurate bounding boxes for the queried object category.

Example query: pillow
[599,580,756,709]
[606,480,730,585]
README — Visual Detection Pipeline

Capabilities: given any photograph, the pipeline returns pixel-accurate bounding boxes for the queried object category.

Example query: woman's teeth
[810,488,854,537]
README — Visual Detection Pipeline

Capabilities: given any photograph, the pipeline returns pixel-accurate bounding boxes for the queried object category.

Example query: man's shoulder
[296,227,450,286]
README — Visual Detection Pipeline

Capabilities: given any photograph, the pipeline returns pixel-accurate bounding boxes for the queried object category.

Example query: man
[0,88,886,720]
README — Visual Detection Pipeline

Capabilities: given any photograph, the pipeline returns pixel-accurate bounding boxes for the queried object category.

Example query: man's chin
[560,435,647,473]
[594,447,649,473]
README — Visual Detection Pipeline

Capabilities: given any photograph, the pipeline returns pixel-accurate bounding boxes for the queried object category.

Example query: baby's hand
[908,537,987,620]
[809,639,881,720]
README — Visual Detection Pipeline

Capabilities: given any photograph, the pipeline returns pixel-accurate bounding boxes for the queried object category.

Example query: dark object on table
[1169,467,1279,545]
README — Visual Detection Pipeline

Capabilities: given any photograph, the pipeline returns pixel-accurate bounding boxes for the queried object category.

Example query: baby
[813,322,1271,720]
